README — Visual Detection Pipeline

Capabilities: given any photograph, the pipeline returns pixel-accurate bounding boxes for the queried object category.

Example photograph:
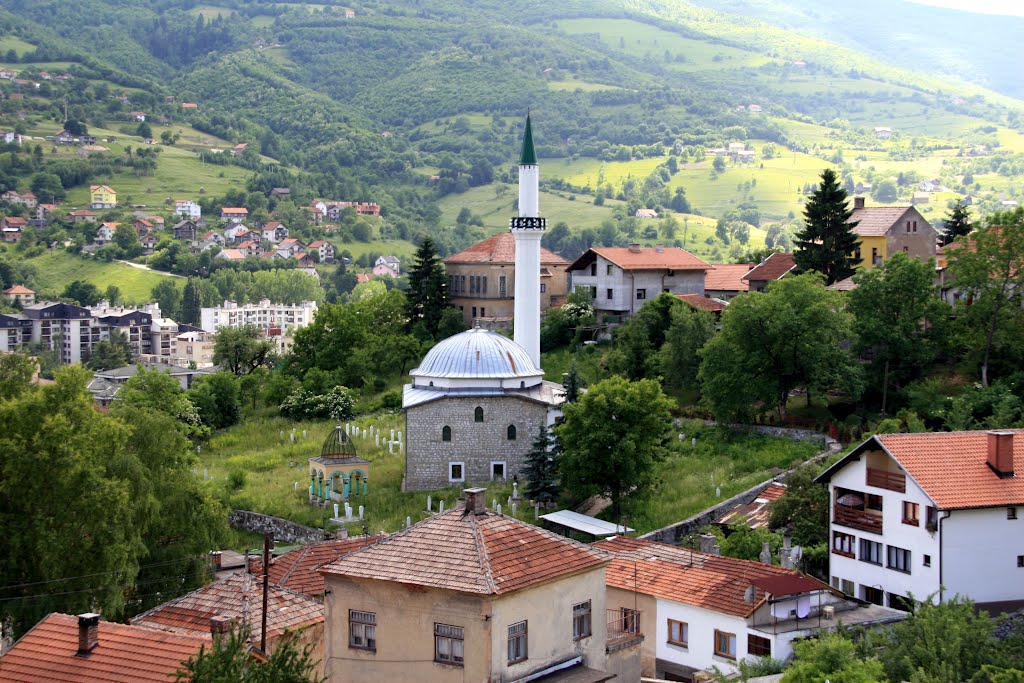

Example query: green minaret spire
[519,113,537,166]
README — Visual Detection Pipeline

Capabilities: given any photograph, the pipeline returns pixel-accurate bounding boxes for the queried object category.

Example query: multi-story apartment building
[567,245,710,320]
[200,299,318,334]
[816,430,1024,611]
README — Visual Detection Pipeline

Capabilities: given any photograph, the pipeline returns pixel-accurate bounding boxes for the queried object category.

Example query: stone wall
[405,395,547,490]
[228,509,328,544]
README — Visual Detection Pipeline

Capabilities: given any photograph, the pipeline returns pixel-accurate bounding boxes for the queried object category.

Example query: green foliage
[0,354,36,400]
[522,424,560,504]
[85,329,132,371]
[188,372,243,432]
[556,376,674,516]
[717,522,782,562]
[62,279,102,306]
[659,304,715,389]
[406,238,451,341]
[115,366,207,439]
[794,169,861,285]
[279,386,355,422]
[783,632,885,683]
[180,278,202,326]
[175,624,322,682]
[768,462,829,548]
[943,200,973,246]
[699,273,862,420]
[540,299,595,351]
[213,326,277,376]
[151,279,183,321]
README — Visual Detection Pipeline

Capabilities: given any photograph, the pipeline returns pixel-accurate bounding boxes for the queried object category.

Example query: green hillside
[25,251,180,304]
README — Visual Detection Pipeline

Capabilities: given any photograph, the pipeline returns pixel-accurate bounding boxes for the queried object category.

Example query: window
[636,288,647,300]
[748,634,771,657]
[841,579,855,596]
[449,462,464,483]
[1017,555,1024,567]
[474,406,484,422]
[590,263,597,276]
[866,494,883,512]
[1009,508,1018,520]
[349,610,376,651]
[887,545,911,574]
[832,531,856,558]
[667,619,688,647]
[491,462,505,480]
[607,264,614,275]
[859,539,883,565]
[830,576,839,589]
[606,288,613,300]
[434,623,464,666]
[923,554,931,567]
[508,621,528,664]
[903,246,909,253]
[621,608,640,634]
[926,506,938,530]
[507,424,516,440]
[572,601,592,640]
[481,307,486,317]
[589,286,597,299]
[442,426,452,442]
[862,585,883,606]
[481,277,487,294]
[902,501,920,526]
[499,275,507,297]
[472,306,477,318]
[713,630,736,660]
[540,283,546,293]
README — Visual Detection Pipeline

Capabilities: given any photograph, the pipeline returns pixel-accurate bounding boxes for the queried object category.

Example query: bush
[280,386,355,421]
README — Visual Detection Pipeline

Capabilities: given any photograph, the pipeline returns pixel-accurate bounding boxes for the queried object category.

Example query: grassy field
[0,36,36,58]
[547,79,622,93]
[24,250,179,303]
[437,185,617,231]
[188,6,237,18]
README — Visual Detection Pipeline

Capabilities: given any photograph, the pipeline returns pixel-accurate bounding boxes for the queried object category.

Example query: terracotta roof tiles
[715,482,787,529]
[577,247,710,272]
[676,293,726,312]
[444,231,568,265]
[742,252,796,282]
[705,264,752,293]
[250,535,386,598]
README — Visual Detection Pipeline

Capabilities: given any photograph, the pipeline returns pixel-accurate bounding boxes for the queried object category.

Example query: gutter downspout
[938,510,951,603]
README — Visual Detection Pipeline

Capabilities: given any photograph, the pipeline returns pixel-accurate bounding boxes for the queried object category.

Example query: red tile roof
[321,508,608,595]
[571,247,709,272]
[67,210,97,216]
[445,231,568,265]
[250,535,387,598]
[3,285,34,295]
[221,207,248,214]
[714,482,787,529]
[705,264,752,293]
[355,273,371,284]
[596,536,829,617]
[676,293,726,312]
[742,252,796,282]
[0,613,206,682]
[132,573,323,642]
[3,217,27,226]
[840,431,1024,509]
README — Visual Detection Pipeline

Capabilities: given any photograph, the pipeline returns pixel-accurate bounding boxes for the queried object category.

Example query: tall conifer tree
[523,425,560,504]
[942,200,972,245]
[406,237,449,339]
[794,169,861,285]
[180,277,202,325]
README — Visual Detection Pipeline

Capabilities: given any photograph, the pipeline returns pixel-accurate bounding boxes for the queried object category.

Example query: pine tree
[180,278,202,325]
[794,168,861,285]
[942,200,972,245]
[562,363,581,403]
[523,425,560,504]
[406,237,449,339]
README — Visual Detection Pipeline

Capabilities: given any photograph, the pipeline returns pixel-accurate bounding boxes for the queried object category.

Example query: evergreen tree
[523,425,560,504]
[943,200,972,245]
[406,237,449,339]
[794,169,861,285]
[562,362,582,403]
[180,277,202,325]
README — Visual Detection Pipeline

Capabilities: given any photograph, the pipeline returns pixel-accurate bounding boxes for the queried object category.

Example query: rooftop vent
[76,613,100,656]
[987,431,1015,478]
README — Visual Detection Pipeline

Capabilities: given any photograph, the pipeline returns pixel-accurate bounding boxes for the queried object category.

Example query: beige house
[445,231,569,328]
[319,489,642,682]
[849,197,937,270]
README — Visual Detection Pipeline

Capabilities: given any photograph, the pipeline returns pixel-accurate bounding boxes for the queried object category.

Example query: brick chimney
[463,488,486,515]
[628,243,641,253]
[854,196,865,209]
[210,615,234,642]
[987,431,1015,477]
[76,613,100,656]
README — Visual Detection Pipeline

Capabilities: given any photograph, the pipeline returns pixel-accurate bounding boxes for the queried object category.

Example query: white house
[566,245,710,319]
[174,200,201,220]
[223,223,251,241]
[95,222,117,244]
[372,255,399,277]
[260,221,289,243]
[599,536,905,681]
[816,430,1024,612]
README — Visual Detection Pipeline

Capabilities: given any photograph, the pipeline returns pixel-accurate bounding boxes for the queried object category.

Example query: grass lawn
[0,36,36,58]
[547,79,623,92]
[25,250,179,303]
[437,185,616,232]
[328,237,418,262]
[188,6,237,18]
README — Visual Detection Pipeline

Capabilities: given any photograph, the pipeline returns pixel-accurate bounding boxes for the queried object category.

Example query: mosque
[402,115,566,490]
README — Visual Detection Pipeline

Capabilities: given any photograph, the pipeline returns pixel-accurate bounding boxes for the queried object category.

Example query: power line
[0,566,212,604]
[0,555,210,593]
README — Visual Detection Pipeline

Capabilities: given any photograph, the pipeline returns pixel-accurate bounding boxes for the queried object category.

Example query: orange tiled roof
[714,482,787,529]
[132,573,323,641]
[676,293,726,312]
[742,252,796,282]
[705,264,752,292]
[444,231,568,265]
[321,508,608,595]
[0,613,206,682]
[90,185,115,193]
[221,207,248,214]
[596,536,827,617]
[580,246,710,272]
[68,210,97,216]
[3,285,34,295]
[250,535,387,598]
[864,431,1024,509]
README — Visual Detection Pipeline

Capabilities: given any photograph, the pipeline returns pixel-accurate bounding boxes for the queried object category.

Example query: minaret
[511,114,545,369]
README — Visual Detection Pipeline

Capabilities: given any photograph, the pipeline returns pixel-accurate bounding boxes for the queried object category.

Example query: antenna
[743,586,755,603]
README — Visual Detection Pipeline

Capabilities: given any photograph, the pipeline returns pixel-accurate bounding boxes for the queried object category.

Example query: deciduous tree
[794,168,861,285]
[213,325,276,376]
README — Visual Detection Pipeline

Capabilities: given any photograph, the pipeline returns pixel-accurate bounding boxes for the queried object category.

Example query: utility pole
[260,532,273,653]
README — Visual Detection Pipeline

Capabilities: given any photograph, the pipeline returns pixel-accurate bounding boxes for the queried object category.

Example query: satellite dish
[743,586,755,603]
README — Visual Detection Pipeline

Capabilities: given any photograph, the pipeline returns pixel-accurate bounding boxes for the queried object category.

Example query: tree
[848,253,945,413]
[659,305,715,388]
[105,285,122,307]
[115,366,206,439]
[873,179,898,203]
[768,463,829,548]
[0,354,35,400]
[699,273,862,421]
[718,522,781,562]
[782,632,885,683]
[136,122,152,139]
[29,172,65,203]
[943,199,973,245]
[180,278,203,325]
[62,279,102,306]
[406,238,449,340]
[188,372,242,431]
[213,325,276,376]
[712,155,726,173]
[947,208,1024,386]
[86,330,132,370]
[151,280,182,321]
[522,425,560,504]
[113,223,141,256]
[175,623,321,682]
[794,168,861,285]
[556,376,674,516]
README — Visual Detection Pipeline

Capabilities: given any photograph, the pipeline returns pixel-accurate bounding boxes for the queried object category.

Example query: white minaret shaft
[512,114,544,369]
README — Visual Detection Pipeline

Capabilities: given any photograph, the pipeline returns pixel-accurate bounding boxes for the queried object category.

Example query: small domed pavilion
[308,425,370,505]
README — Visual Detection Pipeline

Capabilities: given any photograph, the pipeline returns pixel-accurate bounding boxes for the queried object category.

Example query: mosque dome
[320,424,358,459]
[410,327,544,390]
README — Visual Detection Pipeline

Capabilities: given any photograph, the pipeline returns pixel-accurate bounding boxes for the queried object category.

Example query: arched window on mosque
[474,406,484,423]
[442,425,452,442]
[507,425,517,441]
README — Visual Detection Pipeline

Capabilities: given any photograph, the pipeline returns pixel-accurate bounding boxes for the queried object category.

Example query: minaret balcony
[509,216,546,230]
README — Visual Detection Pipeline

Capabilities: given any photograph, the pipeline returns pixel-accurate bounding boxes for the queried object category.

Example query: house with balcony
[596,536,904,682]
[318,488,640,683]
[566,245,709,321]
[848,197,937,271]
[816,430,1024,612]
[89,185,117,209]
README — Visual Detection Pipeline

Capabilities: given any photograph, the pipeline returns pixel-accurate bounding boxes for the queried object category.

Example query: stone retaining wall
[228,510,329,544]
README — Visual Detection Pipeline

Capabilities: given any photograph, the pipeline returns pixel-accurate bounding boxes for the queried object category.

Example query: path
[116,260,184,277]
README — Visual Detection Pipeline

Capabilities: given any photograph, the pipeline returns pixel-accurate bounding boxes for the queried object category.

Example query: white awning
[539,510,634,537]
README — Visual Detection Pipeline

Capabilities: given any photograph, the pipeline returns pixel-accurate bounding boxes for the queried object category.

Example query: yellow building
[319,488,642,683]
[849,198,936,271]
[89,184,117,209]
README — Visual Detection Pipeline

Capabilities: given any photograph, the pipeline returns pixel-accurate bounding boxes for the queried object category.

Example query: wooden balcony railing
[834,506,883,534]
[866,467,905,492]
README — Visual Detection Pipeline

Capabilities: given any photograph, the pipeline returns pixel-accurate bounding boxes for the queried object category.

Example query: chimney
[655,243,664,253]
[628,243,641,253]
[698,533,720,555]
[987,431,1015,477]
[463,487,487,515]
[853,196,865,210]
[210,615,234,642]
[76,613,100,656]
